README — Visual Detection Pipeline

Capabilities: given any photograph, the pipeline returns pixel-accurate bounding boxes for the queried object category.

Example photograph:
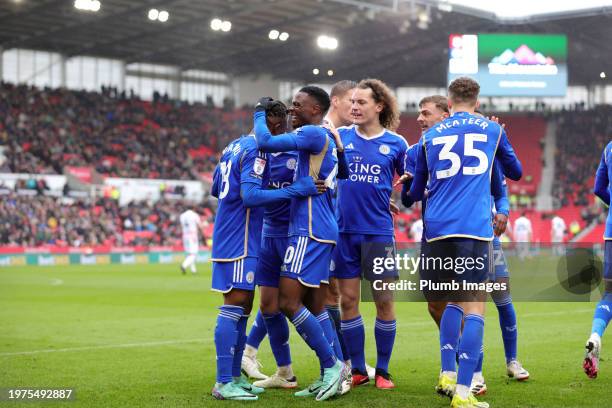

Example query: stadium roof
[441,0,612,22]
[0,0,610,87]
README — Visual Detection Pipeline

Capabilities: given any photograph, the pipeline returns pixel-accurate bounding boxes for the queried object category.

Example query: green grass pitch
[0,264,609,407]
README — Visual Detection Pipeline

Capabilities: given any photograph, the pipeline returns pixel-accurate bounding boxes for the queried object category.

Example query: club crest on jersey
[379,144,391,155]
[246,271,255,284]
[253,157,266,175]
[286,158,297,170]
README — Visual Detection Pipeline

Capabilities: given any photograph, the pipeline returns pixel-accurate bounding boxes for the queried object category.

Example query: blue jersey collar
[450,111,473,118]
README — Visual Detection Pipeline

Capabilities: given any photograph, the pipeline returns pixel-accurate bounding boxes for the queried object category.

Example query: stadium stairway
[505,115,546,196]
[536,120,557,210]
[573,222,605,243]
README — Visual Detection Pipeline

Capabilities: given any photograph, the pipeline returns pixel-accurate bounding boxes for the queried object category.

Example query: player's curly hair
[266,100,288,118]
[357,78,400,131]
[448,76,480,105]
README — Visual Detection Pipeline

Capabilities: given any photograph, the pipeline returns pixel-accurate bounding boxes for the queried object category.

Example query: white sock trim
[442,370,457,379]
[278,365,294,379]
[456,384,470,399]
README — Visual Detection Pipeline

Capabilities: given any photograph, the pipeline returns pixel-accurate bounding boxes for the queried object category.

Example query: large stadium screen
[448,33,568,96]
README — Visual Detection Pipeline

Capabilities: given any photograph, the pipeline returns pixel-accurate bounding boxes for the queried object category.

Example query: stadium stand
[553,105,612,208]
[0,193,215,248]
[0,82,249,180]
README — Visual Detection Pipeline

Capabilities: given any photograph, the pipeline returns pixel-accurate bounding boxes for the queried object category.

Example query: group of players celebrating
[208,76,611,407]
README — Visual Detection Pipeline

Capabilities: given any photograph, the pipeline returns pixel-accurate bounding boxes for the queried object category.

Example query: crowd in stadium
[0,193,213,247]
[553,105,612,207]
[0,82,244,179]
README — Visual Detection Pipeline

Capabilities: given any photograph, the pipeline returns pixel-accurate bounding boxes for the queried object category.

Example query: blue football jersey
[211,135,270,261]
[289,125,339,243]
[263,151,298,238]
[595,141,612,239]
[404,140,429,234]
[336,125,408,235]
[404,142,419,177]
[416,111,519,241]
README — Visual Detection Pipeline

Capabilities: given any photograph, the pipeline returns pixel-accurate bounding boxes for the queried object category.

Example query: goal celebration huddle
[206,76,612,407]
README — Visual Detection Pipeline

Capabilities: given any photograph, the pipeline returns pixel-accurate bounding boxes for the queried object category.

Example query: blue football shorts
[281,235,333,287]
[256,236,289,288]
[212,256,258,293]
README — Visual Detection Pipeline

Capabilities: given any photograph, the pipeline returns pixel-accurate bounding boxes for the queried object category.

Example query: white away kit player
[180,205,203,274]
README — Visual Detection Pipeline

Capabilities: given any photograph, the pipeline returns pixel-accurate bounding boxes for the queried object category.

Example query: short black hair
[266,100,288,118]
[299,85,331,115]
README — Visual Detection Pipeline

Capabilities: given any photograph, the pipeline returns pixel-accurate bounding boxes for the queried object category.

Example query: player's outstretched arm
[241,177,319,208]
[495,128,523,181]
[238,136,320,207]
[253,111,328,154]
[253,110,299,152]
[253,97,327,153]
[594,147,610,205]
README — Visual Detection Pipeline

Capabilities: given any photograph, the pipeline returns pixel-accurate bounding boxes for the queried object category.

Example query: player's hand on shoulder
[322,122,344,152]
[488,115,506,129]
[255,97,274,112]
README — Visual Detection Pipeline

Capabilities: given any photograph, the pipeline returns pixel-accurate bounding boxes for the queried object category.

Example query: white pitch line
[521,308,592,317]
[0,308,595,357]
[0,338,205,357]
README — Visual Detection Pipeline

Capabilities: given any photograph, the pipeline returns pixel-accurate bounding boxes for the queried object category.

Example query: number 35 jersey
[418,111,519,241]
[211,135,270,261]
